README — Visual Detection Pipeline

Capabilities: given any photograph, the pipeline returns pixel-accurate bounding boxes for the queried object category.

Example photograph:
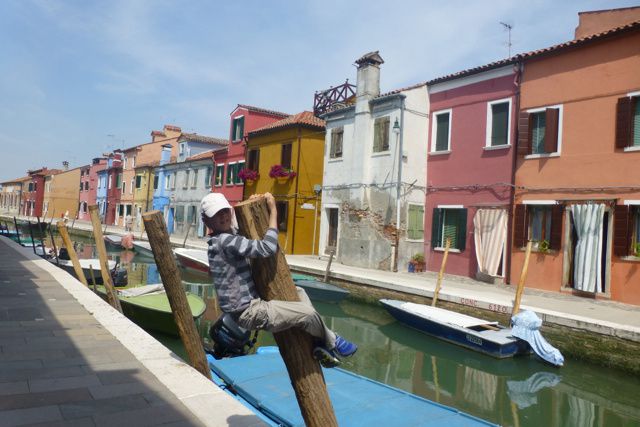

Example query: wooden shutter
[281,144,292,168]
[431,208,443,248]
[616,97,632,149]
[544,108,560,153]
[239,117,244,140]
[457,208,468,251]
[549,204,564,250]
[248,149,260,170]
[382,117,390,151]
[613,204,631,257]
[513,204,527,248]
[373,119,382,152]
[517,111,531,155]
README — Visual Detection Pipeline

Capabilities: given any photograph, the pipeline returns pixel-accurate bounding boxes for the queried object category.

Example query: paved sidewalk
[286,254,640,342]
[0,237,266,427]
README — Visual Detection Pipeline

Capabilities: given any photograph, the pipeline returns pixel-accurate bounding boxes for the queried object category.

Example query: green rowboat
[96,284,206,336]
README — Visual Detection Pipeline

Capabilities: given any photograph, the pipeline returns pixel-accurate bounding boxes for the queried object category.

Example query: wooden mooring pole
[432,238,451,307]
[182,222,192,248]
[57,221,89,287]
[512,241,533,317]
[13,216,22,245]
[88,205,122,313]
[323,247,335,283]
[142,210,211,380]
[234,197,338,427]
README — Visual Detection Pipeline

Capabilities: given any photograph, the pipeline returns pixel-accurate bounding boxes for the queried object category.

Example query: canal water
[29,228,640,427]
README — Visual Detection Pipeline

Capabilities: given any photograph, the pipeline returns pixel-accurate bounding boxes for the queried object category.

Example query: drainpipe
[291,127,303,254]
[392,97,406,272]
[507,61,523,285]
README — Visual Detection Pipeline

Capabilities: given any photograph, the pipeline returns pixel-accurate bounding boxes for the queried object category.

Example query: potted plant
[409,252,425,273]
[269,164,297,182]
[238,168,259,184]
[537,239,550,254]
[634,242,640,257]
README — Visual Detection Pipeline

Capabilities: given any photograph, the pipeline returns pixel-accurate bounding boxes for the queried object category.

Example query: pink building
[78,157,107,221]
[212,105,288,204]
[425,64,519,282]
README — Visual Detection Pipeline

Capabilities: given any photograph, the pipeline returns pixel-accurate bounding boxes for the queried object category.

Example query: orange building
[511,18,640,305]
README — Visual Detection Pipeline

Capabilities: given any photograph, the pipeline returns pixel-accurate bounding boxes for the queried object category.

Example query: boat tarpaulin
[511,310,564,366]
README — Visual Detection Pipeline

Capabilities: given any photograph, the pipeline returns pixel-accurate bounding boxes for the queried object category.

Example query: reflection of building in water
[127,262,148,285]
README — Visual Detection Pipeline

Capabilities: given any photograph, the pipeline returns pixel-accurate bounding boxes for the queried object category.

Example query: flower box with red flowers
[238,168,259,183]
[269,164,297,180]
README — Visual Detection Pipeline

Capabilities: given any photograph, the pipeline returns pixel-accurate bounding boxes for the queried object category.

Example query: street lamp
[392,116,402,272]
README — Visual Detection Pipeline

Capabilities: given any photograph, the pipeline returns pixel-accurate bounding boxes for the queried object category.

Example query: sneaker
[313,346,341,368]
[333,335,357,358]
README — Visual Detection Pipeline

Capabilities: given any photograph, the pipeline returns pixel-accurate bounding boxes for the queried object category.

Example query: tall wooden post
[323,247,335,283]
[48,226,59,266]
[182,222,192,247]
[88,205,122,312]
[234,197,338,427]
[142,211,211,380]
[27,221,37,255]
[432,238,451,307]
[57,221,89,287]
[512,241,533,316]
[13,217,22,245]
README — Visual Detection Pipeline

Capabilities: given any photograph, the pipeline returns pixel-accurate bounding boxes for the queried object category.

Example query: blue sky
[1,0,637,182]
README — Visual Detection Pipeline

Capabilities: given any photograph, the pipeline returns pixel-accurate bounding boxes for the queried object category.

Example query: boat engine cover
[209,313,251,359]
[111,268,128,287]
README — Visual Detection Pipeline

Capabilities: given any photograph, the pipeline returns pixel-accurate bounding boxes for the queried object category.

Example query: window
[431,207,467,250]
[407,204,425,240]
[330,127,343,158]
[187,205,197,225]
[108,176,112,189]
[486,99,511,147]
[28,183,33,192]
[431,110,452,152]
[373,116,390,153]
[616,94,640,149]
[132,156,136,168]
[183,171,190,189]
[247,149,260,171]
[276,201,288,232]
[235,161,244,185]
[115,173,122,189]
[518,106,561,156]
[84,181,89,191]
[215,164,224,186]
[164,175,170,190]
[153,175,158,190]
[513,203,563,250]
[123,156,127,170]
[175,205,184,224]
[204,166,213,188]
[122,182,126,194]
[191,169,198,188]
[130,178,134,194]
[171,173,176,190]
[232,116,245,141]
[281,144,292,168]
[179,143,185,155]
[614,204,640,257]
[135,175,142,189]
[226,163,235,185]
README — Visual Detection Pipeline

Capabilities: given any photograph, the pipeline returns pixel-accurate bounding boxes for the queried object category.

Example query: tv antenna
[500,22,513,57]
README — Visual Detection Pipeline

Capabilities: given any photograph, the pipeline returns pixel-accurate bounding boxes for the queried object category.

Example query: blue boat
[380,299,530,359]
[207,348,498,427]
[291,273,350,303]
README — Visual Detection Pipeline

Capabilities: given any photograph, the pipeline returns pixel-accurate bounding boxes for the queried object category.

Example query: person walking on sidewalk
[200,192,357,367]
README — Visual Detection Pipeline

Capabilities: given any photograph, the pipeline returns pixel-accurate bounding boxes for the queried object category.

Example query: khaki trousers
[237,287,337,349]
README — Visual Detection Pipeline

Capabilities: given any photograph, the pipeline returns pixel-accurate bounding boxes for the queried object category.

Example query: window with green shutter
[175,205,184,223]
[407,204,425,240]
[432,111,451,152]
[232,116,245,141]
[215,164,224,186]
[431,207,467,250]
[116,174,122,189]
[204,167,213,188]
[226,163,235,185]
[633,97,640,147]
[135,175,142,189]
[489,101,509,147]
[235,162,245,185]
[373,116,390,153]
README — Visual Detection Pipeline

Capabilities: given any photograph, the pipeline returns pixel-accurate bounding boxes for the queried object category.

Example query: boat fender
[111,268,129,287]
[58,247,71,260]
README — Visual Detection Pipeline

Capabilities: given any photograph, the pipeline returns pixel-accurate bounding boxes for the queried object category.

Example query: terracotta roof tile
[236,104,289,118]
[186,149,220,162]
[248,111,325,136]
[428,20,640,85]
[179,133,228,146]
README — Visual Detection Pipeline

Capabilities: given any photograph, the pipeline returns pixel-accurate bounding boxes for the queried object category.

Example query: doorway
[326,207,339,255]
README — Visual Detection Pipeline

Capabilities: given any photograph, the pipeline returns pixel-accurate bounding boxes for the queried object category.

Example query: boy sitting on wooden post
[201,192,357,367]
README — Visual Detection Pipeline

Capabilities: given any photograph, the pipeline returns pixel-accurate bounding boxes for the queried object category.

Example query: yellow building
[43,166,81,220]
[244,111,325,254]
[132,163,156,230]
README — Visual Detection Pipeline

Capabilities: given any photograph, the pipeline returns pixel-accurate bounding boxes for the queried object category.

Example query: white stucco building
[318,52,429,271]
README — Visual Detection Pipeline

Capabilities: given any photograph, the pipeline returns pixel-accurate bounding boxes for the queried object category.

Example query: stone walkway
[0,237,266,427]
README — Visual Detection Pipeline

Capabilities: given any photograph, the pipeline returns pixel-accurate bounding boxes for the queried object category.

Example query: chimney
[62,161,69,171]
[574,7,640,39]
[355,51,384,101]
[160,144,172,166]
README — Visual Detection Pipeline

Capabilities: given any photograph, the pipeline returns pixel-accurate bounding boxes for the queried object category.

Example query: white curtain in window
[570,203,605,293]
[473,209,507,276]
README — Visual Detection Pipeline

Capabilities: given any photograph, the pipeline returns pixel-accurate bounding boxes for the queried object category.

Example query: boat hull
[174,250,209,275]
[380,299,529,359]
[294,279,349,303]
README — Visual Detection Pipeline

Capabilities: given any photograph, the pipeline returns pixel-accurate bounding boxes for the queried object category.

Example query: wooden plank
[512,241,532,316]
[432,238,451,307]
[57,221,88,287]
[88,205,122,313]
[234,196,338,427]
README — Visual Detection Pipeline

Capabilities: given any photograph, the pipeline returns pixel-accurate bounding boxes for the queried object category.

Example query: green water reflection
[46,230,640,427]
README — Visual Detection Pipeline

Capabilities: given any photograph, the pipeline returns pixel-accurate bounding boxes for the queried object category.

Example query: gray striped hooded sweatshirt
[207,228,278,314]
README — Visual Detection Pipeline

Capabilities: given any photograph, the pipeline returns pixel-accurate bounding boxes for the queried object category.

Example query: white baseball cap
[200,193,232,218]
